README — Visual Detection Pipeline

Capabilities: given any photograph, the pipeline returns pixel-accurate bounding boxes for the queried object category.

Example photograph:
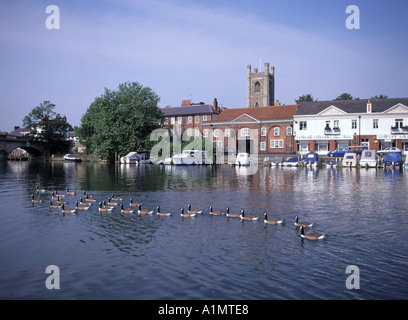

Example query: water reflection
[1,161,408,299]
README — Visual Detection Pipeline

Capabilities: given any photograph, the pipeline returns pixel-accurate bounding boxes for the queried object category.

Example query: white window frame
[202,115,207,122]
[299,121,307,130]
[195,116,199,124]
[225,129,230,137]
[373,119,378,129]
[203,129,208,137]
[260,141,266,151]
[187,116,192,124]
[214,129,219,138]
[241,128,250,137]
[194,128,200,136]
[178,117,182,125]
[270,140,283,148]
[274,127,280,136]
[261,127,267,136]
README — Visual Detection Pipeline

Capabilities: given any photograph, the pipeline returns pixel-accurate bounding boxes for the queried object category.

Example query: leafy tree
[334,93,356,100]
[371,94,388,99]
[22,101,71,156]
[77,81,163,161]
[295,94,315,103]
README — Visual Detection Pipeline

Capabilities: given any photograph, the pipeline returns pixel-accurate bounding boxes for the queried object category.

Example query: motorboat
[304,152,319,167]
[384,152,403,169]
[359,150,377,168]
[120,152,140,164]
[342,153,358,167]
[235,153,254,166]
[282,156,300,167]
[63,154,82,162]
[172,150,212,165]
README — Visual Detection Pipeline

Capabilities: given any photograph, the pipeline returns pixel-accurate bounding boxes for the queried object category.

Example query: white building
[294,98,408,155]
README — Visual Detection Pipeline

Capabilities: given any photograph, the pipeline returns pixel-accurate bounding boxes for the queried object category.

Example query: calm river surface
[0,161,407,300]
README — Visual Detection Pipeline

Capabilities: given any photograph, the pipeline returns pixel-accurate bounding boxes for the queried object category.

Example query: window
[254,82,261,93]
[395,119,403,128]
[177,117,182,125]
[202,115,207,122]
[274,127,280,136]
[255,102,259,108]
[164,118,168,125]
[299,121,307,130]
[333,120,339,129]
[214,129,219,138]
[241,128,250,137]
[187,116,192,124]
[373,119,378,129]
[171,117,175,125]
[325,121,331,129]
[225,129,230,137]
[194,128,200,136]
[260,142,266,151]
[216,141,223,149]
[270,140,283,148]
[286,126,292,136]
[203,129,208,137]
[195,116,199,123]
[187,128,192,136]
[261,128,267,136]
[351,119,357,129]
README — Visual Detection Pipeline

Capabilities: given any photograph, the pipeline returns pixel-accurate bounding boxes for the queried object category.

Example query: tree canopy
[76,81,163,161]
[22,101,71,156]
[334,93,358,101]
[295,94,315,104]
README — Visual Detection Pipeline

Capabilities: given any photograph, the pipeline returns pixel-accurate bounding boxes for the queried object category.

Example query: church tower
[247,63,275,108]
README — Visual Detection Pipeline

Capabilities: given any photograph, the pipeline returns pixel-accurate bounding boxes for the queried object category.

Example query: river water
[0,161,407,300]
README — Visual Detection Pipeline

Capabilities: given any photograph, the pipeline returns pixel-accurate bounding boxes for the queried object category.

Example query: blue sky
[0,0,407,131]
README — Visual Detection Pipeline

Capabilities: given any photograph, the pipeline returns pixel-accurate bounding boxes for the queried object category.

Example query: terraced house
[294,98,408,156]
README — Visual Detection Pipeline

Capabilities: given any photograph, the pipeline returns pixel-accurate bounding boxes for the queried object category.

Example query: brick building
[161,99,222,138]
[203,104,298,155]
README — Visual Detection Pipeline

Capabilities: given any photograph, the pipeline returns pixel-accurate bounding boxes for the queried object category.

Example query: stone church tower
[247,63,275,108]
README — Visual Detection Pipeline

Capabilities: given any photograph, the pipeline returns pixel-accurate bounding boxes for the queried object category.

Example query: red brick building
[202,104,298,155]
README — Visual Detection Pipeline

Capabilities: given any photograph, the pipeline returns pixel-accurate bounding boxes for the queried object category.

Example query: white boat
[342,153,358,167]
[172,150,212,165]
[120,152,139,164]
[235,153,254,166]
[404,155,408,169]
[64,154,82,162]
[359,150,377,168]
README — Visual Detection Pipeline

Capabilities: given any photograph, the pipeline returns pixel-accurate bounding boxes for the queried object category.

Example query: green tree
[334,93,356,100]
[295,94,315,103]
[77,81,163,161]
[23,101,71,156]
[371,94,388,99]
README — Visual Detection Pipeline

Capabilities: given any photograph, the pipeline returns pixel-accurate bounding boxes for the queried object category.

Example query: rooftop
[211,105,298,122]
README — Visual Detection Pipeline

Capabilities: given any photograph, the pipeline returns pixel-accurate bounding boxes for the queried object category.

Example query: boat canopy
[304,152,319,163]
[384,152,402,162]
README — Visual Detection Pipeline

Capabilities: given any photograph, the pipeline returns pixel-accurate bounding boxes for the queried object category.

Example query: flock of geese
[31,186,326,241]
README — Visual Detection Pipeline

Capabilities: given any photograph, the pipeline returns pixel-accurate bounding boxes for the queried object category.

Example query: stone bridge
[0,135,46,160]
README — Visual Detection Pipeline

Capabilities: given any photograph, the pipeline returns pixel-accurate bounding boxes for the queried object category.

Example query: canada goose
[78,197,89,206]
[49,201,61,209]
[36,185,47,193]
[120,203,134,214]
[294,215,314,228]
[263,213,285,225]
[138,203,153,215]
[83,191,94,199]
[300,226,325,240]
[107,198,118,206]
[187,204,202,214]
[111,194,122,201]
[67,188,76,195]
[156,206,171,216]
[180,208,196,218]
[209,206,223,216]
[129,198,140,207]
[51,192,60,201]
[75,201,90,211]
[225,206,240,218]
[55,190,66,198]
[61,203,76,214]
[56,197,67,205]
[85,194,96,202]
[103,200,115,209]
[240,209,259,221]
[31,194,43,204]
[99,202,113,212]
